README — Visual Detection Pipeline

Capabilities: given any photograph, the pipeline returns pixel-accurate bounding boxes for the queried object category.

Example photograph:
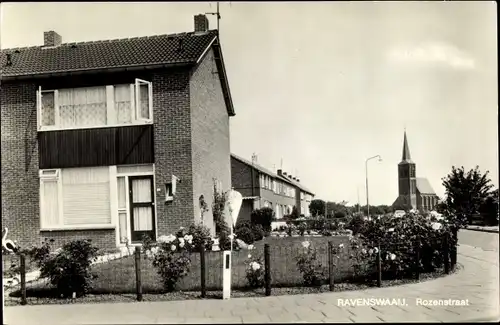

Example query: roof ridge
[1,29,217,52]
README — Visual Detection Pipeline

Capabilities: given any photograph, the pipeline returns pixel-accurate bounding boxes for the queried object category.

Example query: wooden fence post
[450,228,457,270]
[134,247,143,301]
[443,233,450,275]
[376,245,382,288]
[20,254,27,306]
[200,245,206,298]
[415,240,421,281]
[328,241,334,291]
[264,244,271,296]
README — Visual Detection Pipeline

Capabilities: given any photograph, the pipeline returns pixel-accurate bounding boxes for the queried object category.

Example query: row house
[0,15,235,249]
[230,154,315,228]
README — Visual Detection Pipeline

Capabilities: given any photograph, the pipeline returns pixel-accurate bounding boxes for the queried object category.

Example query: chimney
[283,172,287,176]
[288,175,293,180]
[277,169,283,176]
[296,178,300,182]
[44,31,62,47]
[194,14,209,33]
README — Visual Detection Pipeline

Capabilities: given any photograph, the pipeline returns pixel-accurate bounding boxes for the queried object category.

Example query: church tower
[396,131,417,209]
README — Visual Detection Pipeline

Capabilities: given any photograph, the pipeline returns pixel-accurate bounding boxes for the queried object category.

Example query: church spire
[401,130,412,162]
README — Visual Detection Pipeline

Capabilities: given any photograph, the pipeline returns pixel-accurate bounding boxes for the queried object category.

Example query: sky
[1,2,498,205]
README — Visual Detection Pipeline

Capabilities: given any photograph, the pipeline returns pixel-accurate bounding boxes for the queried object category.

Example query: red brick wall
[40,229,116,250]
[152,68,195,237]
[230,157,261,198]
[190,49,231,235]
[1,81,41,249]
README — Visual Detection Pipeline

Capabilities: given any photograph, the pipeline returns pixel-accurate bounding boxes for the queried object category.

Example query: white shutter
[40,179,60,228]
[61,167,111,225]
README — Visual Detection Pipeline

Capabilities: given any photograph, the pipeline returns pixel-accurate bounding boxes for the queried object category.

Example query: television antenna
[206,2,223,32]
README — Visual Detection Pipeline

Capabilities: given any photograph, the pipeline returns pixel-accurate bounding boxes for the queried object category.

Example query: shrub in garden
[251,223,265,241]
[250,207,274,234]
[235,225,255,245]
[295,240,326,287]
[26,238,99,298]
[297,222,307,236]
[186,223,213,251]
[245,254,264,288]
[143,229,194,292]
[285,223,296,237]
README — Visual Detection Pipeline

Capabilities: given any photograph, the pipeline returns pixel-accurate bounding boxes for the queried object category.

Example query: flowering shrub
[245,254,264,288]
[295,240,326,287]
[297,222,307,236]
[286,223,296,237]
[143,228,195,292]
[26,238,99,298]
[351,211,456,278]
[186,223,213,251]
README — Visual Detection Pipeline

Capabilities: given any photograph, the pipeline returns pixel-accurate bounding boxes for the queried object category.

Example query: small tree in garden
[250,207,274,234]
[442,165,495,228]
[212,181,229,235]
[26,239,99,298]
[309,199,326,217]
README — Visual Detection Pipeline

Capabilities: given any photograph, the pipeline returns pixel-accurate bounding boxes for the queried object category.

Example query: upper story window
[37,79,153,131]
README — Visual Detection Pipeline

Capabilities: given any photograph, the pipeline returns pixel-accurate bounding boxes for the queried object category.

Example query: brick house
[231,154,315,228]
[1,15,235,249]
[392,131,440,212]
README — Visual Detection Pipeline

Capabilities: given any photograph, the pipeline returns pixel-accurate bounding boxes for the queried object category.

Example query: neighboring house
[1,15,235,249]
[392,131,440,212]
[231,154,315,228]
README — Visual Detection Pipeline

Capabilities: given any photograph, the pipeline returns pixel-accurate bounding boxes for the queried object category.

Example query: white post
[222,190,242,300]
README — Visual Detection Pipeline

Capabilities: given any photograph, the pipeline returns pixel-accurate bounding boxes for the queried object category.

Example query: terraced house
[1,15,235,249]
[231,154,315,228]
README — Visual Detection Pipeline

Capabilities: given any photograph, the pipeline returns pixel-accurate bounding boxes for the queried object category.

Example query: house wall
[230,157,261,198]
[190,49,231,235]
[1,65,206,249]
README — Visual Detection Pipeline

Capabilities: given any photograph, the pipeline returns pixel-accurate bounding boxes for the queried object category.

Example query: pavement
[4,235,499,324]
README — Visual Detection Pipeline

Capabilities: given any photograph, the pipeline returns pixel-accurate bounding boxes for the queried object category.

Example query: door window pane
[133,207,152,231]
[117,177,126,209]
[132,179,151,202]
[119,212,128,243]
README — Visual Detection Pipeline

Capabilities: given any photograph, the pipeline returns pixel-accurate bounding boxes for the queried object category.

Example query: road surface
[458,228,499,252]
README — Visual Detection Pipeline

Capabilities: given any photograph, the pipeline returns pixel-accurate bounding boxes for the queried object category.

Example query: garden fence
[4,231,457,305]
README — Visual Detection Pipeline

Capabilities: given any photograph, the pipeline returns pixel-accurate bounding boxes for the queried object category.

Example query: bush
[295,240,325,287]
[26,239,99,298]
[186,223,213,251]
[235,225,255,245]
[245,254,264,288]
[143,228,195,292]
[251,223,265,241]
[297,222,307,236]
[251,207,274,234]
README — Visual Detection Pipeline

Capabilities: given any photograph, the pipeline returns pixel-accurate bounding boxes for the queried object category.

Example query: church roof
[399,130,414,164]
[416,177,437,195]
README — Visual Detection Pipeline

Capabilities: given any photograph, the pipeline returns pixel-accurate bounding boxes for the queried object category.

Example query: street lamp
[365,155,382,218]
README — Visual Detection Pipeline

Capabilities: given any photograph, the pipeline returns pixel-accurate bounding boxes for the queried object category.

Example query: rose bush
[295,240,327,287]
[245,253,264,288]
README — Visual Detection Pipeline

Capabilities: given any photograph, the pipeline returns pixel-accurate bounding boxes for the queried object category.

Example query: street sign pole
[222,189,242,300]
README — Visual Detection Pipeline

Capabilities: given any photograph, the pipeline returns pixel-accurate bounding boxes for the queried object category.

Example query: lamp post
[365,155,382,218]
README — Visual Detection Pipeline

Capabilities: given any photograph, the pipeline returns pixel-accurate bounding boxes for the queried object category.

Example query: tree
[442,166,495,228]
[251,207,275,233]
[480,189,499,226]
[309,199,326,216]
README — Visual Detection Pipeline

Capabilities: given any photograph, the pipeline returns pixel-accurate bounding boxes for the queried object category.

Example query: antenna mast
[206,2,221,33]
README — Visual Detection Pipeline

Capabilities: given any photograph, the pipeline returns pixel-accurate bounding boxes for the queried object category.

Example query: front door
[129,175,155,243]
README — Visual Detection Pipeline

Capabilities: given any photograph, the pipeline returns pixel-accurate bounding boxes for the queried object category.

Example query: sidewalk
[4,245,499,324]
[467,225,499,234]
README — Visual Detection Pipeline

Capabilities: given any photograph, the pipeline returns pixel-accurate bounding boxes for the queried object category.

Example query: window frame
[36,80,153,132]
[39,167,115,231]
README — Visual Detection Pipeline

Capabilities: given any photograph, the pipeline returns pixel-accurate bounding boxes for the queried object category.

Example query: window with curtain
[37,79,153,131]
[59,86,107,128]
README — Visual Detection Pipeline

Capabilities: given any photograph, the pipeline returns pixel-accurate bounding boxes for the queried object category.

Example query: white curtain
[117,164,153,174]
[117,177,126,209]
[131,179,151,203]
[133,208,152,231]
[119,212,128,243]
[41,180,59,227]
[62,167,111,225]
[41,92,56,126]
[138,84,150,119]
[115,84,132,124]
[59,86,107,128]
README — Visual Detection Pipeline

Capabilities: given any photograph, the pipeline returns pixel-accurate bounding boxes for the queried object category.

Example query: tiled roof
[0,30,218,78]
[230,154,315,195]
[416,177,437,195]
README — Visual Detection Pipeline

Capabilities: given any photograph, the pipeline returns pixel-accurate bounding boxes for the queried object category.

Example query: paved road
[4,244,499,324]
[458,229,499,252]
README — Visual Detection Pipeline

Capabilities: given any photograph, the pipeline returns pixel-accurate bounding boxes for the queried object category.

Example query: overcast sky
[1,2,497,205]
